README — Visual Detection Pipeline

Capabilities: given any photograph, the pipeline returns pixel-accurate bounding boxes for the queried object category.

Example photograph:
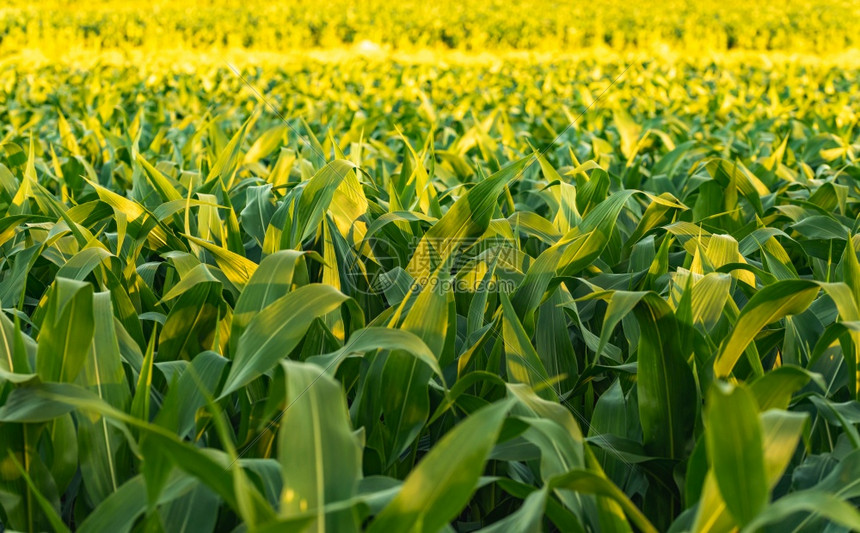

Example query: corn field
[1,2,860,532]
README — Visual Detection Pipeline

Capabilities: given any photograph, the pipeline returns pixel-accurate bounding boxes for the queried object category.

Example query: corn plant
[0,21,860,533]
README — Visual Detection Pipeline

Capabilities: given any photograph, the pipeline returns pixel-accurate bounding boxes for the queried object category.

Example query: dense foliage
[2,5,860,533]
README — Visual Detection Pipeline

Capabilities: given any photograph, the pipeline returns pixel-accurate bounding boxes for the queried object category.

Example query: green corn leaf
[635,293,697,459]
[368,399,513,533]
[704,381,768,526]
[221,284,349,396]
[275,360,362,530]
[36,278,95,383]
[714,280,820,377]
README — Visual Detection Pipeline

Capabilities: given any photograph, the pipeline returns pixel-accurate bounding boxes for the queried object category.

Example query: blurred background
[4,0,860,58]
